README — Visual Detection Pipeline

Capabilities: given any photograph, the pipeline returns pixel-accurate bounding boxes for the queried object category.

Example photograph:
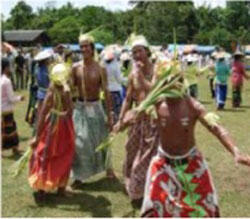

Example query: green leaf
[10,147,32,178]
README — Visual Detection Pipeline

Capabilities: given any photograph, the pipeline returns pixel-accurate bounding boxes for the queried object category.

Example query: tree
[8,1,34,29]
[48,16,81,44]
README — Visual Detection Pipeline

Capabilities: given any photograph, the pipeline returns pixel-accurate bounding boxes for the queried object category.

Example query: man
[1,58,24,155]
[15,49,26,90]
[5,50,16,90]
[114,35,159,205]
[231,49,249,107]
[53,44,65,63]
[34,50,52,121]
[215,52,231,110]
[140,73,250,217]
[103,50,126,122]
[185,54,199,98]
[25,49,39,125]
[71,33,115,188]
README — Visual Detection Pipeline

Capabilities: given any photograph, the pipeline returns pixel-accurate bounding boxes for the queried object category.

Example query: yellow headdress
[125,33,149,49]
[78,27,98,44]
[50,63,70,91]
[79,34,95,44]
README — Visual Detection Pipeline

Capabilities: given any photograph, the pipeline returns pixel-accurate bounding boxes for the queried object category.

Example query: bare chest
[157,101,195,130]
[76,65,101,87]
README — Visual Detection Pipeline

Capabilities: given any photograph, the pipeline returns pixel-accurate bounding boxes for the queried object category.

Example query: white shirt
[104,60,127,92]
[1,74,21,112]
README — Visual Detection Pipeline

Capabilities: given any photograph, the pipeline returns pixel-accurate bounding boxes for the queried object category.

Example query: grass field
[2,75,250,217]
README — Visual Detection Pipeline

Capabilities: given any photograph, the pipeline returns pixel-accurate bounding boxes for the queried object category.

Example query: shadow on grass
[219,108,246,113]
[200,100,213,105]
[19,136,30,142]
[76,177,125,193]
[2,152,23,161]
[239,105,250,109]
[28,192,112,217]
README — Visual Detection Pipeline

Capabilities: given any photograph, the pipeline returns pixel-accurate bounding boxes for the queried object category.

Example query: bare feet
[33,190,46,204]
[57,187,73,197]
[70,180,83,190]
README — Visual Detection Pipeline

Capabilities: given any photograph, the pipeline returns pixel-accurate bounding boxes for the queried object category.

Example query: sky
[1,0,226,19]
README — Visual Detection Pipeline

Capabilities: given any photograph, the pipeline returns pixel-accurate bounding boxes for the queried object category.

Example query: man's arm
[194,99,250,166]
[113,75,134,132]
[241,63,250,80]
[6,80,23,103]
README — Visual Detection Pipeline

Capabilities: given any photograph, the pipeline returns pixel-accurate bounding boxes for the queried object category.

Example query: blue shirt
[36,64,50,100]
[215,61,230,84]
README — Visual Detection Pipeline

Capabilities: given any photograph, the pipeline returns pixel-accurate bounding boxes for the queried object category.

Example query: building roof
[4,30,46,42]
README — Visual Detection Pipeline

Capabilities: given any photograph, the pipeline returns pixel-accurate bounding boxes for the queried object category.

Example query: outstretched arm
[191,98,250,166]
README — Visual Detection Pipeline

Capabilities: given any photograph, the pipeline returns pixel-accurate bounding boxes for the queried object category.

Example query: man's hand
[235,153,250,166]
[113,121,122,133]
[123,109,137,126]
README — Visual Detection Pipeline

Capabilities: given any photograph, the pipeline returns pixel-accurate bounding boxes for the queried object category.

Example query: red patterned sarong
[29,112,75,191]
[124,114,159,200]
[141,147,219,217]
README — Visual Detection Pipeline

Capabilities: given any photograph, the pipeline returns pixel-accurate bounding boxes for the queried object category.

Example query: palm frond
[10,147,32,178]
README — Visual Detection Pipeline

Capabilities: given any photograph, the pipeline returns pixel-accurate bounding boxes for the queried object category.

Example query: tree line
[1,1,250,51]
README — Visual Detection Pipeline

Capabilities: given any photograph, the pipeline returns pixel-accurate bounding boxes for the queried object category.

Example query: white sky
[1,0,226,19]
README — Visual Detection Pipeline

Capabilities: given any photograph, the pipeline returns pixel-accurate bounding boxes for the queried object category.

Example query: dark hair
[2,58,10,72]
[123,60,130,69]
[145,47,151,57]
[234,55,242,61]
[105,59,113,64]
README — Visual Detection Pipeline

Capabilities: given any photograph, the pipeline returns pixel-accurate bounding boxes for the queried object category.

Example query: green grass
[2,75,250,217]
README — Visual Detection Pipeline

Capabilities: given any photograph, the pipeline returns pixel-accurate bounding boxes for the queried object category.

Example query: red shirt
[231,61,246,86]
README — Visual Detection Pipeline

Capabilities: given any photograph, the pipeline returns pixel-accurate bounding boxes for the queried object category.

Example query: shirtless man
[141,94,250,217]
[114,35,159,205]
[71,34,115,189]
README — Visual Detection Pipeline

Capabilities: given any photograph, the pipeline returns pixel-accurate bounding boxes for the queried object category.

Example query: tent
[95,43,104,51]
[167,44,185,53]
[196,45,215,54]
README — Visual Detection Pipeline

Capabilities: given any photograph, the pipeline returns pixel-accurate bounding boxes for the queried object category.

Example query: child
[29,63,75,202]
[1,58,24,155]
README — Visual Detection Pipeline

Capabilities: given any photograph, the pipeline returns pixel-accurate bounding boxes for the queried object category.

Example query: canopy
[196,45,215,54]
[95,43,104,51]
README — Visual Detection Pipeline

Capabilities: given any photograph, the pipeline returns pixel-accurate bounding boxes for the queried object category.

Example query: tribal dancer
[114,35,159,204]
[29,64,75,201]
[71,33,115,189]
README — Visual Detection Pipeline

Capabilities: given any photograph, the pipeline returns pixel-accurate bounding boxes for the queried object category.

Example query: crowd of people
[1,33,250,217]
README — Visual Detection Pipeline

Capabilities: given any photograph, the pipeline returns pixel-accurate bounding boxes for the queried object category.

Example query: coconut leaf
[10,147,32,178]
[95,129,127,152]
